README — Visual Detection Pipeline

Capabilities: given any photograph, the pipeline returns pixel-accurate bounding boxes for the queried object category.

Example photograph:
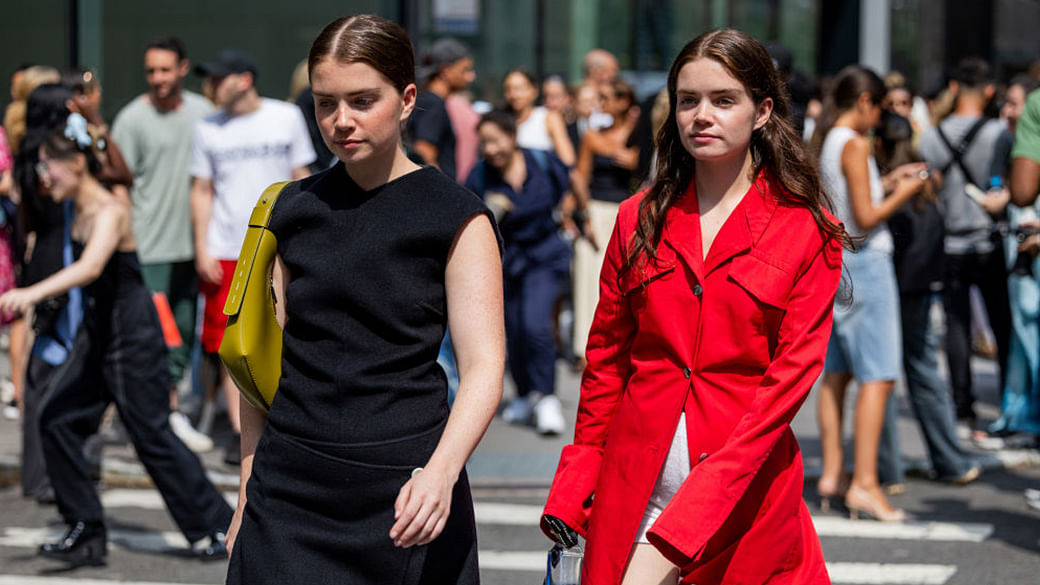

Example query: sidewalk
[2,349,1038,493]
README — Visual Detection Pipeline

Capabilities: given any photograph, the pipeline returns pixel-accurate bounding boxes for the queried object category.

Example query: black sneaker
[39,520,107,566]
[223,433,242,466]
[194,531,227,560]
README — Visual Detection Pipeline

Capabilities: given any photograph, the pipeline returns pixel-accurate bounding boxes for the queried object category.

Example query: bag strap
[222,181,291,316]
[937,118,988,190]
[528,148,563,197]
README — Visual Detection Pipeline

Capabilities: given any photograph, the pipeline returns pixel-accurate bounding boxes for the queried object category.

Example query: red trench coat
[543,173,842,585]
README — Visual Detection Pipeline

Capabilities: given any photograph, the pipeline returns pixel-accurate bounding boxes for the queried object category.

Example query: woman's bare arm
[390,214,504,548]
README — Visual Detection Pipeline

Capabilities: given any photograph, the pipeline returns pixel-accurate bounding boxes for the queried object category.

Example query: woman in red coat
[541,29,848,585]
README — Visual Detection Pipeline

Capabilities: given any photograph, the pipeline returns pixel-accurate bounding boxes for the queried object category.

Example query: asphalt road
[0,464,1039,584]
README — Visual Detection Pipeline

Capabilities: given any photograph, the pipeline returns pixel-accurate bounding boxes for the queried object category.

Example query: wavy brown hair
[623,29,851,278]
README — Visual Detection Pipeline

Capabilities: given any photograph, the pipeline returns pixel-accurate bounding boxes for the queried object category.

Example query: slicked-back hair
[308,14,415,94]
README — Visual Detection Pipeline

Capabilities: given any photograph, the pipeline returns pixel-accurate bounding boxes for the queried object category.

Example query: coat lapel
[703,173,778,275]
[661,181,704,282]
[659,173,780,280]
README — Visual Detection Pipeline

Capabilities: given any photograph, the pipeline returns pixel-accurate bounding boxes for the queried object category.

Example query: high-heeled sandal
[816,475,850,512]
[845,486,906,523]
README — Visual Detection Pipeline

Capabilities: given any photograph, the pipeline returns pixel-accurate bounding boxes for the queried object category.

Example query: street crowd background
[0,2,1039,584]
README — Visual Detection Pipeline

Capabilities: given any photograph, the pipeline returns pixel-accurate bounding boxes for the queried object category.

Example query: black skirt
[226,422,479,585]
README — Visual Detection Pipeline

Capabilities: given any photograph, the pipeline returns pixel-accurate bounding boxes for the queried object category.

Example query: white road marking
[826,562,958,584]
[101,489,237,509]
[98,490,996,544]
[0,524,963,585]
[478,554,958,584]
[472,502,543,525]
[0,526,188,552]
[0,578,213,585]
[813,516,994,542]
[100,490,542,527]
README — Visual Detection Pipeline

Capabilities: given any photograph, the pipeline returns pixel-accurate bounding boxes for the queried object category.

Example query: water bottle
[989,175,1003,193]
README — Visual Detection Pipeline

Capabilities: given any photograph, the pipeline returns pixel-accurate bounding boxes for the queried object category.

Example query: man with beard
[112,37,215,453]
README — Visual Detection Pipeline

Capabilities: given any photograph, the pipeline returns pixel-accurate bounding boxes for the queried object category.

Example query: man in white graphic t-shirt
[190,49,315,465]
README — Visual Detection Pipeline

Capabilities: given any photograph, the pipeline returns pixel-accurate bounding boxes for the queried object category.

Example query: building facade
[2,0,1038,120]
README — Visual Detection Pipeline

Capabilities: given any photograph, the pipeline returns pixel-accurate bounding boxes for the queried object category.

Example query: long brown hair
[625,29,850,277]
[807,65,885,157]
[308,14,415,94]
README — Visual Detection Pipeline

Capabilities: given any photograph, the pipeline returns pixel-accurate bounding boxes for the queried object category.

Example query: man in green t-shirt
[112,37,214,453]
[1009,87,1040,512]
[1011,88,1040,206]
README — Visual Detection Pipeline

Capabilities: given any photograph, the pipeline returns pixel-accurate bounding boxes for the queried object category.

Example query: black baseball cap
[417,38,471,83]
[195,49,258,78]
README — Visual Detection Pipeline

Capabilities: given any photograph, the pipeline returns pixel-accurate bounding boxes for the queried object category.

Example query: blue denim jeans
[880,293,974,483]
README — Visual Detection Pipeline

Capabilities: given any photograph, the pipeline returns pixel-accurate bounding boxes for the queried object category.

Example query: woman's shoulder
[750,174,840,261]
[614,189,649,233]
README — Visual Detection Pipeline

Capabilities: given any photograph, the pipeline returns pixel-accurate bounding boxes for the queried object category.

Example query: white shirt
[819,126,894,254]
[516,106,554,152]
[191,98,315,260]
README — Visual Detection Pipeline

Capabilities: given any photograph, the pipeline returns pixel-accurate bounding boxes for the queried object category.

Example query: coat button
[692,284,703,296]
[683,367,691,378]
[699,453,708,462]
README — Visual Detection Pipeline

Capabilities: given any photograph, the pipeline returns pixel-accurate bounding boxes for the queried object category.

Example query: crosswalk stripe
[101,489,237,509]
[0,578,212,585]
[0,526,962,585]
[101,490,542,527]
[826,562,957,584]
[0,526,189,552]
[812,516,993,542]
[473,502,543,525]
[97,489,997,544]
[477,553,958,583]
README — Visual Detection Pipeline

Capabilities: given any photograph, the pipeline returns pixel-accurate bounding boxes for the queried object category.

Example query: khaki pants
[571,199,620,358]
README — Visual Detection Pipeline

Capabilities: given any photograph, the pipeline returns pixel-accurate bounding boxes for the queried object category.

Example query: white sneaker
[502,396,533,425]
[2,401,18,421]
[1024,488,1040,502]
[533,394,566,436]
[169,411,214,453]
[0,378,14,404]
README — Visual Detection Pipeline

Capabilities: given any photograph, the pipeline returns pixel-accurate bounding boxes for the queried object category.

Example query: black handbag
[32,293,69,337]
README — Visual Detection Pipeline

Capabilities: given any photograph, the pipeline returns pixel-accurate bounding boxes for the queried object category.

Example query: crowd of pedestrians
[1,10,1039,583]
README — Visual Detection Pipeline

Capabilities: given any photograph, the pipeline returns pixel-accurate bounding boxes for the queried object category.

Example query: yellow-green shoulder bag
[218,181,290,412]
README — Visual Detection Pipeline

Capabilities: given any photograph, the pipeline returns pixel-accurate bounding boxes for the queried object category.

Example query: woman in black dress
[224,15,505,585]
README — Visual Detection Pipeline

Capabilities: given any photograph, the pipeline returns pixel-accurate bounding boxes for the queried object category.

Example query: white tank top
[819,126,894,253]
[516,106,554,152]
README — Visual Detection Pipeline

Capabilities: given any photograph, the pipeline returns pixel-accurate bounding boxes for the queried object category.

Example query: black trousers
[39,321,232,542]
[942,249,1012,420]
[20,351,57,498]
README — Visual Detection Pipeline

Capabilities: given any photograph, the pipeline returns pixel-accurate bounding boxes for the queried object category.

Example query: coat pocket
[726,254,793,309]
[621,263,678,295]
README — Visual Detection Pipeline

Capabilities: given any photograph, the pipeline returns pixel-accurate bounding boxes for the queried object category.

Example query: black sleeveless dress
[226,164,497,585]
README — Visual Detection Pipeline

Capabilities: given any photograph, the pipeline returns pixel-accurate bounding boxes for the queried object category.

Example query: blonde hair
[4,65,61,153]
[288,59,309,102]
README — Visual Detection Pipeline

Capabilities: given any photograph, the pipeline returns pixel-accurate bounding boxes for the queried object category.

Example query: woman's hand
[390,467,455,548]
[0,287,40,317]
[883,162,929,193]
[225,502,245,559]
